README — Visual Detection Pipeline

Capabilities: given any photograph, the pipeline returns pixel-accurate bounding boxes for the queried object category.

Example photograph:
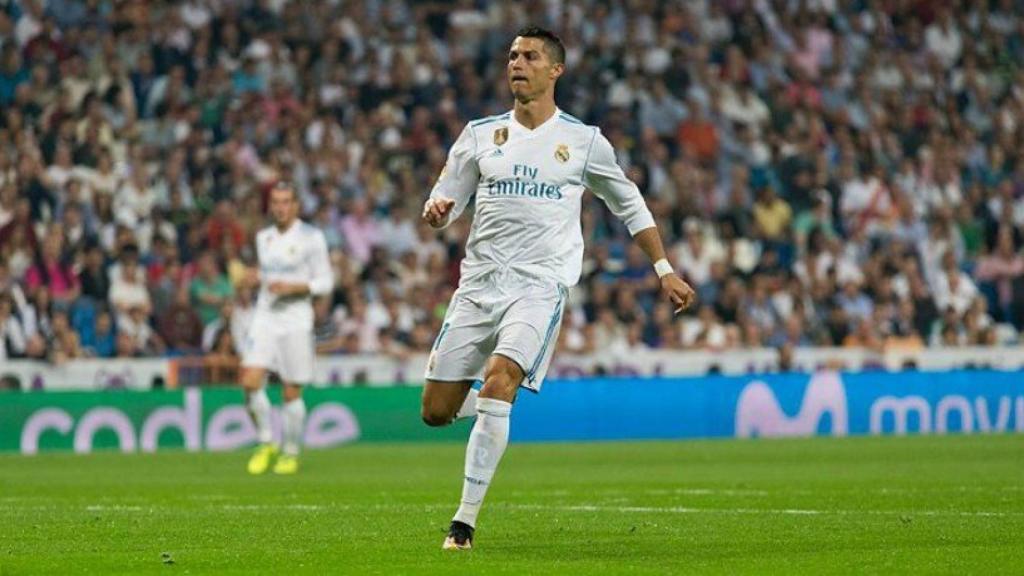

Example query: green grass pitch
[1,435,1022,574]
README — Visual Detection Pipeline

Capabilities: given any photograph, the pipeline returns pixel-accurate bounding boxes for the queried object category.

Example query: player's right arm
[423,125,479,229]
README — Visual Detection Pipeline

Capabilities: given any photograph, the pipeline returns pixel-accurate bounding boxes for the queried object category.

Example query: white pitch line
[641,488,770,497]
[3,502,1017,520]
[72,504,329,513]
[219,504,327,511]
[85,505,144,512]
[497,503,1024,519]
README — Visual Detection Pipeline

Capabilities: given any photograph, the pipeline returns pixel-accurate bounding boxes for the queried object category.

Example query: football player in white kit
[421,27,696,549]
[241,182,333,475]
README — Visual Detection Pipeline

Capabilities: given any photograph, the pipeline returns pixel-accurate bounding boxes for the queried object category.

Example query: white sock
[453,397,511,528]
[455,387,479,421]
[246,388,273,444]
[282,398,307,456]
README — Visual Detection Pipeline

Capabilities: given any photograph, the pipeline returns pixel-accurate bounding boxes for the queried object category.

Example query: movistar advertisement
[509,370,1024,441]
[2,371,1022,454]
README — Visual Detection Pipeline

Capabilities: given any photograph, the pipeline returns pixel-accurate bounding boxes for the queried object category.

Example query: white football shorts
[425,276,567,393]
[241,316,316,384]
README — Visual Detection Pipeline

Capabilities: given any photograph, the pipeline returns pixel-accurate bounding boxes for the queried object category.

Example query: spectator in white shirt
[115,168,157,227]
[108,245,151,320]
[674,219,723,290]
[0,295,27,360]
[925,8,963,69]
[933,253,978,317]
[720,81,770,136]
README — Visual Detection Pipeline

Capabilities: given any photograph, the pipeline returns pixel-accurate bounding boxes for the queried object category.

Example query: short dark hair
[120,243,139,259]
[515,26,565,64]
[271,180,299,200]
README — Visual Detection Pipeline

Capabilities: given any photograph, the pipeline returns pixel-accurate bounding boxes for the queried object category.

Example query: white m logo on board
[735,372,849,438]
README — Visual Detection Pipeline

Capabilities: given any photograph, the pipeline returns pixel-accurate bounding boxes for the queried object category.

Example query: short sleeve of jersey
[582,129,656,236]
[428,125,479,228]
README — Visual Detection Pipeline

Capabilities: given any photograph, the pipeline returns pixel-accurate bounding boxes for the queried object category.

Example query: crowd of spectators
[2,0,1024,366]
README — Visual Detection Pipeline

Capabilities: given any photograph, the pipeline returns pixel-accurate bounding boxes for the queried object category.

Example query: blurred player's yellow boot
[247,443,278,475]
[273,454,299,475]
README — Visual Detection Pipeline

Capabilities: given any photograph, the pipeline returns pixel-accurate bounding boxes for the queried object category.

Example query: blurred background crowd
[2,0,1024,366]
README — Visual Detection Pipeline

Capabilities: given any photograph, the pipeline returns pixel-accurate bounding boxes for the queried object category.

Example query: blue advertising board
[511,370,1024,441]
[4,370,1022,454]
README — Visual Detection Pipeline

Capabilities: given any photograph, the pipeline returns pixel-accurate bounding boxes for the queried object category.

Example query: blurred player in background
[420,27,696,549]
[240,182,333,475]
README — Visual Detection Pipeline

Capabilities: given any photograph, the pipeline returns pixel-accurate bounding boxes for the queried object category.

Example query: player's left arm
[632,227,695,313]
[268,231,334,297]
[583,130,696,314]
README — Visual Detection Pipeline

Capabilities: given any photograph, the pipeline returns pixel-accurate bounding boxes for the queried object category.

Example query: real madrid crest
[494,127,508,146]
[555,144,570,163]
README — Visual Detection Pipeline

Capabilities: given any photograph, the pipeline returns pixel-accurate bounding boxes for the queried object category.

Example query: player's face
[269,188,299,227]
[507,37,563,101]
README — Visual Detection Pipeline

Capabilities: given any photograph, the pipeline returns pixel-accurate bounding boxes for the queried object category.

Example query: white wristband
[653,258,674,278]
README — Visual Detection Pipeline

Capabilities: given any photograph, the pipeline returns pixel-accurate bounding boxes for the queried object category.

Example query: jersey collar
[273,219,300,236]
[509,108,560,138]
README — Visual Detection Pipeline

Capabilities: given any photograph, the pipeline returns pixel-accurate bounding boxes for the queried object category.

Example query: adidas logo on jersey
[490,148,504,157]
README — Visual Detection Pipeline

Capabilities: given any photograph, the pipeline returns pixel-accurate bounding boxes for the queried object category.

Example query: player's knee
[240,369,263,391]
[480,360,521,401]
[282,385,303,402]
[421,404,452,427]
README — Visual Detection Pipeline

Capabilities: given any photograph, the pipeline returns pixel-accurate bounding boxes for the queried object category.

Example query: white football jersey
[428,109,655,288]
[252,220,333,332]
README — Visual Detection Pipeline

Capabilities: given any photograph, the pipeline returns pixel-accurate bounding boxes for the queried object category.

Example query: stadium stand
[1,0,1024,369]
